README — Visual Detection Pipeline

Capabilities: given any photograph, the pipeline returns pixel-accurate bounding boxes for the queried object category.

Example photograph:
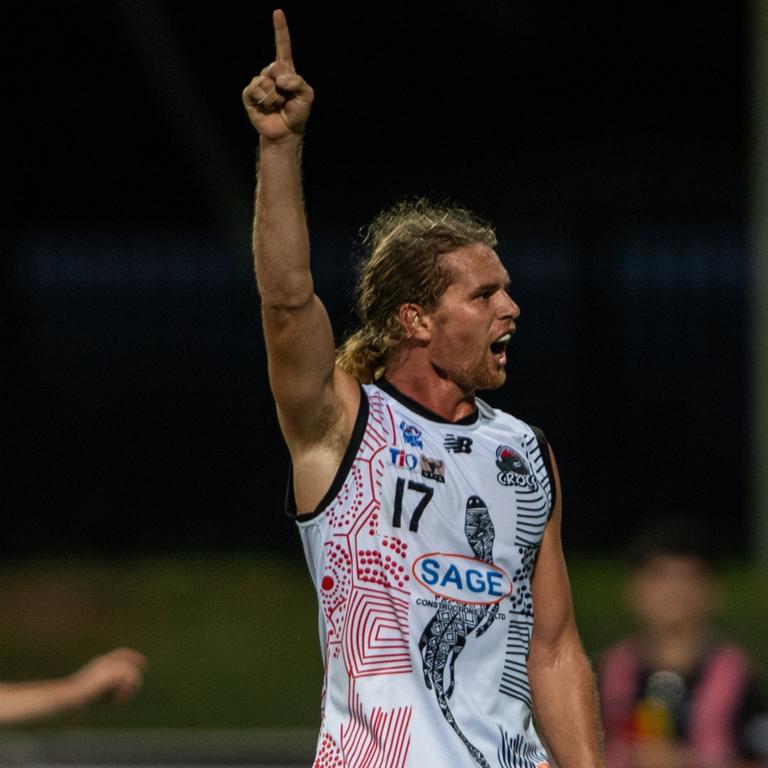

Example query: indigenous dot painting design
[313,732,343,768]
[509,546,536,615]
[313,389,413,767]
[320,540,353,661]
[357,537,409,589]
[303,387,555,768]
[313,687,412,768]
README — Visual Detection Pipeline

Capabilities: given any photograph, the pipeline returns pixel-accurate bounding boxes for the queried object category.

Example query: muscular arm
[254,129,340,435]
[243,11,359,509]
[528,446,605,768]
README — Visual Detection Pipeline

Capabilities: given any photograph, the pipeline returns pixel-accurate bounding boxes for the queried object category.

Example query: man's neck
[383,367,477,423]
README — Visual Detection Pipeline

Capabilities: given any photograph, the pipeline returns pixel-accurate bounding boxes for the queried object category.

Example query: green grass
[0,554,765,729]
[0,553,324,728]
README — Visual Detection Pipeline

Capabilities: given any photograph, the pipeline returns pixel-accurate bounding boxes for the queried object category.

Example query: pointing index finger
[273,9,293,65]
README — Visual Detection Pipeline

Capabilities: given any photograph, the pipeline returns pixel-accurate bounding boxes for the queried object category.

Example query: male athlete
[243,10,605,768]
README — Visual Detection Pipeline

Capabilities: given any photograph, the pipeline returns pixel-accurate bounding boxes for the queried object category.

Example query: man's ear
[399,303,432,342]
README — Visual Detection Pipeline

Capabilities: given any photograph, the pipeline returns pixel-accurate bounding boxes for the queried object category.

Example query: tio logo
[389,447,418,470]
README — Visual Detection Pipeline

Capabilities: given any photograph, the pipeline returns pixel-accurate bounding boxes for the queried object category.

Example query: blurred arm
[0,647,146,725]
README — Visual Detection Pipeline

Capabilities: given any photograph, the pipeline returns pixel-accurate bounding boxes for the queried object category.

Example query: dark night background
[3,2,752,558]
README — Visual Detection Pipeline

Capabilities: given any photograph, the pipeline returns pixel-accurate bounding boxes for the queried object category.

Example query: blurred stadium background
[4,0,768,764]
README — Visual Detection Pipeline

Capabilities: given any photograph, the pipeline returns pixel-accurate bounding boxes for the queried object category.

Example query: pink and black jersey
[294,379,554,768]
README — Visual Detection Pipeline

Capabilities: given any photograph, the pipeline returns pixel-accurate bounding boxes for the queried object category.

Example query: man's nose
[500,292,520,320]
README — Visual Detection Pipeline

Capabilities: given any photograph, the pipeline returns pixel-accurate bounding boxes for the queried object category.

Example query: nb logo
[443,434,473,454]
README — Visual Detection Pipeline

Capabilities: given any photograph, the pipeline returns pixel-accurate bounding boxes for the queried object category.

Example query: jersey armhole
[285,385,370,524]
[531,424,557,516]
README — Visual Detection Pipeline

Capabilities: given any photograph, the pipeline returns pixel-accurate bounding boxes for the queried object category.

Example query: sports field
[0,553,765,764]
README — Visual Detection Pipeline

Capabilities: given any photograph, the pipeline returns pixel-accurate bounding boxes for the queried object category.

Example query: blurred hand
[242,9,314,141]
[70,647,147,705]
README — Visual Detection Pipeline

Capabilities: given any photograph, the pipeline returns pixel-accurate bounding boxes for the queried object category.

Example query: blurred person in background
[0,647,145,724]
[598,518,768,767]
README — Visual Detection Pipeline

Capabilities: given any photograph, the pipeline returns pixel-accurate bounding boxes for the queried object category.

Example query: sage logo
[495,445,538,489]
[412,552,513,605]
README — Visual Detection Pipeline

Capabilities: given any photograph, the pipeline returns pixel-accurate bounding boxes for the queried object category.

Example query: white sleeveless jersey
[295,380,554,768]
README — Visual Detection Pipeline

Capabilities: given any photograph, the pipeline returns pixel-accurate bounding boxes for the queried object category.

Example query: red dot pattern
[320,540,353,635]
[357,535,410,589]
[307,393,415,766]
[325,465,367,533]
[313,731,342,768]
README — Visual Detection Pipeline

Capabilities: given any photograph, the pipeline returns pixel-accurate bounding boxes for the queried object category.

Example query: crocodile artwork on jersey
[418,495,500,768]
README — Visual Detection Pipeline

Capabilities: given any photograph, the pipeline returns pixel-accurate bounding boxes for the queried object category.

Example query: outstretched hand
[242,9,314,141]
[71,647,147,705]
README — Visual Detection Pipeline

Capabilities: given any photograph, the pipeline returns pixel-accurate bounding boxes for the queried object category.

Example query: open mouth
[489,333,512,355]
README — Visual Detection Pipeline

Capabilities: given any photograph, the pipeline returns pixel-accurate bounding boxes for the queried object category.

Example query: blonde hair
[336,197,497,383]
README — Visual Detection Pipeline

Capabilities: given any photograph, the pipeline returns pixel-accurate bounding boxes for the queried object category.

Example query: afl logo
[495,445,538,489]
[412,553,513,605]
[399,421,423,449]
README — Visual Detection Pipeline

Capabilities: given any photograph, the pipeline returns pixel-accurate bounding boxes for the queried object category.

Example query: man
[599,520,768,768]
[242,10,604,767]
[0,647,146,724]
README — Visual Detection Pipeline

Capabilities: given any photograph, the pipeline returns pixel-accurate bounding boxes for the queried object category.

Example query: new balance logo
[443,434,473,454]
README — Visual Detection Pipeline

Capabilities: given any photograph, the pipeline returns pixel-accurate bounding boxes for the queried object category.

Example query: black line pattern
[514,502,549,548]
[497,726,549,768]
[499,428,555,713]
[524,433,552,514]
[499,618,534,708]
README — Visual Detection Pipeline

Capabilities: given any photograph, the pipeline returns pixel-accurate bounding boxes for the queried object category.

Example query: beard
[444,350,507,393]
[474,361,507,391]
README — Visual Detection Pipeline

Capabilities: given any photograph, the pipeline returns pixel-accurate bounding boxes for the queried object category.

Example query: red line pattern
[314,391,414,767]
[317,392,413,676]
[344,588,412,677]
[342,686,412,768]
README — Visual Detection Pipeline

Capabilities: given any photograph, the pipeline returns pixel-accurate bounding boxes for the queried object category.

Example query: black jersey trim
[375,378,479,425]
[285,385,370,523]
[531,424,557,517]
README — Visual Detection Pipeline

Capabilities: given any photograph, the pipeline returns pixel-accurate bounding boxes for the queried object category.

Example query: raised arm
[242,10,359,511]
[527,446,606,768]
